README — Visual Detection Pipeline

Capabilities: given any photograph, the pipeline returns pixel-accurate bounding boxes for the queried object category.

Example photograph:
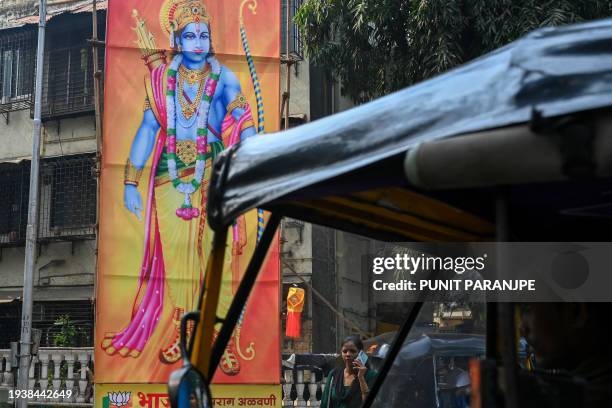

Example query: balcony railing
[282,367,326,407]
[281,0,304,60]
[39,44,104,121]
[0,347,94,405]
[282,354,338,407]
[0,28,36,116]
[1,351,333,407]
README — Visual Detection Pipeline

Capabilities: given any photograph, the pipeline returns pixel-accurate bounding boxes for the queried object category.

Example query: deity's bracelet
[124,158,143,186]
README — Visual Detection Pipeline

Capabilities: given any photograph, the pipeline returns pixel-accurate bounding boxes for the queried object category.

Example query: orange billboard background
[96,0,280,384]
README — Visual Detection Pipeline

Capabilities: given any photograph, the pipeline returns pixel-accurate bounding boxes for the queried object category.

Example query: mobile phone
[356,350,368,366]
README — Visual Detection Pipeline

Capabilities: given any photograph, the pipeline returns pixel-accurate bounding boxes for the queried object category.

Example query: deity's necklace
[176,79,200,129]
[166,54,221,221]
[177,64,210,121]
[179,64,210,85]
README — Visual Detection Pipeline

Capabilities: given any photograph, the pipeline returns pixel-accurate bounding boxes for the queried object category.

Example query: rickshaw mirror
[168,366,212,408]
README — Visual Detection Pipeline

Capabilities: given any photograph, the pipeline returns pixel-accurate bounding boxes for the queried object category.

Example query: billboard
[96,0,280,389]
[97,384,281,408]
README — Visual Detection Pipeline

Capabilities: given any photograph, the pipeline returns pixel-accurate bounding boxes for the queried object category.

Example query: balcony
[0,28,36,119]
[0,347,94,406]
[39,45,104,121]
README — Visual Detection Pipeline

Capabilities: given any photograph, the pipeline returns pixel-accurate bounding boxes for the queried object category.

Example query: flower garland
[166,54,221,220]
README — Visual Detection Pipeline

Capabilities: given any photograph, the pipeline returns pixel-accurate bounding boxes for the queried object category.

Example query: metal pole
[92,0,102,152]
[496,192,519,408]
[17,0,46,405]
[284,0,290,130]
[91,3,102,406]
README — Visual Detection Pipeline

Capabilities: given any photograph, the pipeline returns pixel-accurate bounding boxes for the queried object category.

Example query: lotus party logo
[107,392,132,408]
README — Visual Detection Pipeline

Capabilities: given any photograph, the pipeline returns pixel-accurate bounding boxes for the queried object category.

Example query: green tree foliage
[295,0,612,103]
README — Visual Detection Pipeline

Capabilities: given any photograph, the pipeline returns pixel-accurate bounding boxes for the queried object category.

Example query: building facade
[0,0,104,347]
[0,2,103,404]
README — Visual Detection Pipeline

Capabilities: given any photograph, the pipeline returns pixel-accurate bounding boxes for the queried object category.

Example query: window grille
[0,162,29,246]
[0,154,97,247]
[39,12,105,120]
[32,300,94,347]
[0,28,36,114]
[0,300,94,348]
[39,154,97,241]
[281,0,303,59]
[39,44,104,120]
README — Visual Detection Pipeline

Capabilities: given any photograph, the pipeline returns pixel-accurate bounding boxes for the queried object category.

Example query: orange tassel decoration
[286,287,305,338]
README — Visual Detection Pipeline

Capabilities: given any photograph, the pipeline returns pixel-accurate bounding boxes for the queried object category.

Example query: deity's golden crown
[160,0,210,37]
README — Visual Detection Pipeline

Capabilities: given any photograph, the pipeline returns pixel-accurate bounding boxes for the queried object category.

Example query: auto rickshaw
[167,17,612,408]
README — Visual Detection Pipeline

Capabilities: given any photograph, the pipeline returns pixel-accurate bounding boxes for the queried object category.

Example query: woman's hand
[353,359,367,379]
[124,184,143,221]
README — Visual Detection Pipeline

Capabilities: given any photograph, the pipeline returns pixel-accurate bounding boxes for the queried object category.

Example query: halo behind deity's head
[160,0,211,49]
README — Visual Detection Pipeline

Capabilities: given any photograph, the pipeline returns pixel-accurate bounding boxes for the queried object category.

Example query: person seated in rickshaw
[520,303,612,408]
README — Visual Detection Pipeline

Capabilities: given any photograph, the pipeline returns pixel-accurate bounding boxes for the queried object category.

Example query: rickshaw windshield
[274,228,492,408]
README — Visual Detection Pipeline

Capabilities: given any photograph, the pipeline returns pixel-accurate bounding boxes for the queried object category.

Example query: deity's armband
[124,159,143,187]
[227,93,255,132]
[226,93,249,115]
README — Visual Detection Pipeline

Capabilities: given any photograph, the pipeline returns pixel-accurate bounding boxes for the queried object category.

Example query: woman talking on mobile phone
[321,335,377,408]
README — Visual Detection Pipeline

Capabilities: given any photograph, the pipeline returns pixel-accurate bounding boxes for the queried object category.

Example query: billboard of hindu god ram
[96,0,280,385]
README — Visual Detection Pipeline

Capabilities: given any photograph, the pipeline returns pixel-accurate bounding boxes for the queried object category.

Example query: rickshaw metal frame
[177,17,612,408]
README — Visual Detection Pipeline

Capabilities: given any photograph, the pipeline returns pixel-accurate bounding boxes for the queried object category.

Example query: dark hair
[341,335,364,351]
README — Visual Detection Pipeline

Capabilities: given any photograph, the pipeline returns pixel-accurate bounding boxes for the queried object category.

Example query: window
[40,12,105,120]
[0,154,97,247]
[0,28,36,113]
[0,162,29,245]
[49,155,97,229]
[281,0,303,59]
[0,300,21,348]
[40,154,97,240]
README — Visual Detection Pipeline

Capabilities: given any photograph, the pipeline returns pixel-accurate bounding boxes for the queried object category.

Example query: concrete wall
[282,219,312,277]
[332,80,355,114]
[0,240,96,300]
[280,59,310,121]
[0,111,97,160]
[0,0,36,30]
[335,232,375,340]
[311,224,337,353]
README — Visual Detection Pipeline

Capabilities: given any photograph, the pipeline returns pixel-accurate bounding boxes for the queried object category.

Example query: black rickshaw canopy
[208,17,612,239]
